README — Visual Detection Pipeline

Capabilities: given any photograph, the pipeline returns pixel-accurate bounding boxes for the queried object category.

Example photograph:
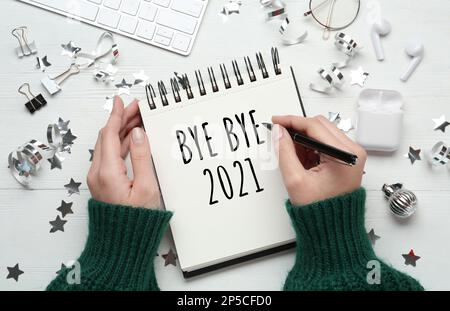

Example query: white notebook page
[139,70,302,272]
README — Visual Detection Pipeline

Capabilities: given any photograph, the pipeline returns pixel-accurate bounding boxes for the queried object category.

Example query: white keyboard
[17,0,209,56]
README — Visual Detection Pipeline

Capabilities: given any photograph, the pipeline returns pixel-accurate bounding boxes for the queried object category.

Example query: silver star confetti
[404,146,421,164]
[89,149,94,162]
[133,70,150,86]
[162,248,178,267]
[432,115,450,133]
[49,215,67,233]
[328,112,341,123]
[220,0,242,16]
[6,263,24,282]
[115,78,133,96]
[367,229,380,245]
[337,118,354,132]
[36,55,52,72]
[48,153,64,170]
[57,200,73,218]
[402,249,420,267]
[61,41,81,57]
[56,263,67,275]
[350,66,369,87]
[57,118,70,135]
[64,178,82,196]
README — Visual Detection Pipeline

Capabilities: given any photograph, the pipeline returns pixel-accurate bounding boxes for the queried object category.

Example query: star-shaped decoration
[367,229,380,245]
[48,153,64,170]
[89,149,94,162]
[61,41,81,57]
[103,96,114,113]
[36,55,52,72]
[57,200,73,218]
[402,249,421,267]
[328,112,341,123]
[56,263,67,275]
[350,66,369,87]
[337,118,354,133]
[94,64,118,83]
[162,248,178,267]
[62,129,77,147]
[133,70,150,86]
[115,79,133,96]
[64,178,82,196]
[404,146,421,164]
[49,215,67,233]
[6,263,24,282]
[57,118,70,134]
[220,0,242,16]
[432,115,450,133]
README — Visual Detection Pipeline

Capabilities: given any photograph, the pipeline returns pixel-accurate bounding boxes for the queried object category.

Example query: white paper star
[350,66,369,87]
[337,118,354,132]
[133,70,149,86]
[432,115,450,132]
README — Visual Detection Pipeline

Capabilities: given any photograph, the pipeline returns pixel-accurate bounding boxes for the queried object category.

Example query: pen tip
[262,122,272,131]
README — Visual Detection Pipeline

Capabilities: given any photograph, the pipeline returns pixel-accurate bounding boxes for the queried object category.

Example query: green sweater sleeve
[283,188,424,291]
[46,199,172,291]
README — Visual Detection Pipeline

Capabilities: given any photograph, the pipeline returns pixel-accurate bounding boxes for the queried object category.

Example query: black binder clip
[170,78,181,103]
[18,83,47,114]
[271,47,282,75]
[256,52,269,79]
[158,81,169,106]
[232,60,244,86]
[12,26,37,58]
[244,56,257,82]
[195,70,206,96]
[145,83,157,110]
[208,67,219,93]
[220,64,231,89]
[182,74,194,99]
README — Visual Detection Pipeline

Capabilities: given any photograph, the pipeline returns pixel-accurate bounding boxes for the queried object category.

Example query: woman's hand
[272,115,367,206]
[87,96,161,209]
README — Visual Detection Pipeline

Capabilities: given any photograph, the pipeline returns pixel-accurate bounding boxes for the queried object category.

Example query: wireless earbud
[370,18,391,61]
[400,39,424,82]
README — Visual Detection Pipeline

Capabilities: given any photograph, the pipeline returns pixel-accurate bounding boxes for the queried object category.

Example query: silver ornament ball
[382,183,418,218]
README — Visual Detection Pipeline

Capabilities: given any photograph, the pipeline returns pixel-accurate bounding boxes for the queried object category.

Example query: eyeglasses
[304,0,361,40]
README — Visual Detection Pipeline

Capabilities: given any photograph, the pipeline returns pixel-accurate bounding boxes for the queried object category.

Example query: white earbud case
[356,89,403,152]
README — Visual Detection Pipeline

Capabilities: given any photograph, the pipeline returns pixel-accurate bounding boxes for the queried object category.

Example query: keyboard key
[31,0,99,21]
[154,34,172,46]
[98,7,121,28]
[156,26,174,39]
[119,15,138,34]
[121,0,140,16]
[103,0,122,10]
[156,10,197,35]
[136,21,156,40]
[171,0,203,18]
[153,0,171,8]
[172,33,191,52]
[88,0,102,4]
[139,3,157,21]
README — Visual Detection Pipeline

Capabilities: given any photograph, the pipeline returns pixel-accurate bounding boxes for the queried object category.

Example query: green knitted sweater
[46,188,423,291]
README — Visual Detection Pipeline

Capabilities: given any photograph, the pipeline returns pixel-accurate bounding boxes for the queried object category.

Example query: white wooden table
[1,0,449,291]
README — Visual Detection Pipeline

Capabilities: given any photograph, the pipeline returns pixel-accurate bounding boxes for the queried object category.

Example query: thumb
[272,124,306,189]
[129,127,158,194]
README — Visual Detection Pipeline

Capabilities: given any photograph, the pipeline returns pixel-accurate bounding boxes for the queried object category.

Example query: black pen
[262,123,358,166]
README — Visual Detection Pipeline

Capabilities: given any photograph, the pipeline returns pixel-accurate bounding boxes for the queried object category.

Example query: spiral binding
[144,48,281,110]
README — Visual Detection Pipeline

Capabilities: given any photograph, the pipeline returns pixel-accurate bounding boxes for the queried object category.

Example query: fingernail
[132,127,145,145]
[272,124,283,143]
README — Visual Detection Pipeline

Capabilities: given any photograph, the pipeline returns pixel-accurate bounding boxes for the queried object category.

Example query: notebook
[138,49,304,277]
